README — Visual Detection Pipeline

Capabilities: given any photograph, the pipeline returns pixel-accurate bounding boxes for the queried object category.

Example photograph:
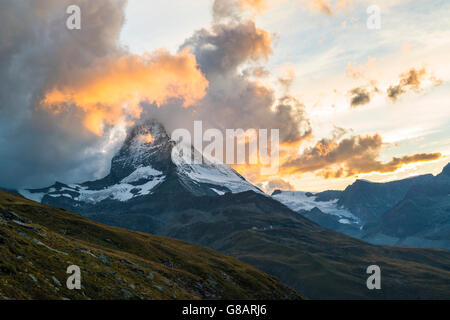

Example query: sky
[121,0,450,191]
[0,0,449,192]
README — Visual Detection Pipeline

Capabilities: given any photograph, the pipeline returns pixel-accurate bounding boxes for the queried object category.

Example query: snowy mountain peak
[18,120,262,207]
[126,120,169,144]
[271,190,360,225]
[110,120,174,180]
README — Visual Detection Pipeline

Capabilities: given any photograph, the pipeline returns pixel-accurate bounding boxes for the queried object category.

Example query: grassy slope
[225,228,450,299]
[163,192,450,299]
[0,190,302,300]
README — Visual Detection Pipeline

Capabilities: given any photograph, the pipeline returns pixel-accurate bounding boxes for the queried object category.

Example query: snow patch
[19,190,46,203]
[211,188,226,195]
[272,191,360,224]
[171,141,261,194]
[21,167,166,204]
[76,177,165,204]
[121,166,163,183]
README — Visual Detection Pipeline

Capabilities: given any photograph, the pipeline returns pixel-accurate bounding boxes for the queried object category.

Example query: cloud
[213,0,358,21]
[213,0,268,22]
[242,66,271,78]
[261,178,294,194]
[348,84,378,108]
[277,63,297,91]
[239,0,272,12]
[331,125,349,140]
[387,67,442,102]
[306,0,333,15]
[303,0,357,15]
[282,133,442,178]
[141,0,312,185]
[346,58,376,79]
[0,0,130,188]
[0,0,313,189]
[181,21,272,76]
[345,66,442,108]
[349,87,371,107]
[42,48,208,135]
[5,0,441,192]
[367,153,443,172]
[150,0,311,145]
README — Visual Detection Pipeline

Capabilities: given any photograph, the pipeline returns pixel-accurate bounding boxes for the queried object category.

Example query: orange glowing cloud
[231,132,442,191]
[230,138,309,185]
[238,0,272,13]
[235,0,357,16]
[279,134,442,178]
[42,48,209,135]
[303,0,357,15]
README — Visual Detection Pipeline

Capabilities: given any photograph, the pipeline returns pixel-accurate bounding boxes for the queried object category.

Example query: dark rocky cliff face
[109,121,174,181]
[363,164,450,246]
[440,163,450,177]
[337,175,434,222]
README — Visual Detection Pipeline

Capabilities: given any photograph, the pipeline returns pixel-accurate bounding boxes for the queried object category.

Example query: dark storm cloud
[181,21,272,76]
[153,1,311,144]
[0,0,312,188]
[0,0,127,188]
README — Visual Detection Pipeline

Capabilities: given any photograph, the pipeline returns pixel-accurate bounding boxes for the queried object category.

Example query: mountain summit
[440,162,450,177]
[109,120,174,181]
[18,120,261,209]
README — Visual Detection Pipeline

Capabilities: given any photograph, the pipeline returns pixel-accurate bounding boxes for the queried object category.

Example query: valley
[11,121,450,299]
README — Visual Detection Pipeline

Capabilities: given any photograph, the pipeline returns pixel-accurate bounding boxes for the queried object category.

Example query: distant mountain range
[273,163,450,250]
[9,120,450,299]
